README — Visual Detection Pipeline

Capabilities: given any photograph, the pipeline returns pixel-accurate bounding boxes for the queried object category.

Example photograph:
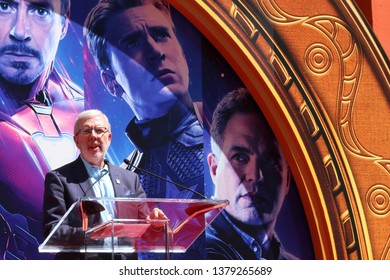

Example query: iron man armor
[0,69,83,259]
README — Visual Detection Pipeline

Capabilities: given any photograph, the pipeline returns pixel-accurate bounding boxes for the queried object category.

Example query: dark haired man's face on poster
[209,112,290,226]
[0,0,67,85]
[102,5,189,120]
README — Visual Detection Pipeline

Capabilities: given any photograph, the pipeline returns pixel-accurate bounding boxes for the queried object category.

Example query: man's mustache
[0,44,41,60]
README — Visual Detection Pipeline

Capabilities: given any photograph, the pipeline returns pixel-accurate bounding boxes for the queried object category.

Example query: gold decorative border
[170,0,390,259]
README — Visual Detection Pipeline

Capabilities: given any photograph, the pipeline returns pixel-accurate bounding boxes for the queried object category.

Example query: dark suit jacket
[43,156,148,259]
[206,211,298,260]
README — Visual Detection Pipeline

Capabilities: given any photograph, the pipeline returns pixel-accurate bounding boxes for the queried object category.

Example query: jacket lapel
[108,163,125,197]
[71,156,96,198]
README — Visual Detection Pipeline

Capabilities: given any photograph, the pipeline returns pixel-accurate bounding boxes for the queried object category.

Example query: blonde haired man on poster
[84,0,204,259]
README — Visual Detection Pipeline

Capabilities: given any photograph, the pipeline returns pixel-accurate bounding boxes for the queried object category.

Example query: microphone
[83,169,109,198]
[123,158,207,199]
[80,169,109,219]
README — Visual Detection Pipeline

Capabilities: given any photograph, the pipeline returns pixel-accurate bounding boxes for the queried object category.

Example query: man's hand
[147,208,169,231]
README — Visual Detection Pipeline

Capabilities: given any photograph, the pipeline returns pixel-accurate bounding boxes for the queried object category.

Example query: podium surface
[39,198,228,256]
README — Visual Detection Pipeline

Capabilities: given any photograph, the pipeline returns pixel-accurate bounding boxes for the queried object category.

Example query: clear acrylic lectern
[39,198,228,259]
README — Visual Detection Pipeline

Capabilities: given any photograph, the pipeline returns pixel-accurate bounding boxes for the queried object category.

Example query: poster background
[70,1,314,259]
[0,1,314,260]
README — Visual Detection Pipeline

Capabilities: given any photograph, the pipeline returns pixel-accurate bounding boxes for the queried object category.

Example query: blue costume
[123,100,205,259]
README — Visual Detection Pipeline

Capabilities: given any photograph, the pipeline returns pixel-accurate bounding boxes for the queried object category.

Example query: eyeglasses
[76,127,108,137]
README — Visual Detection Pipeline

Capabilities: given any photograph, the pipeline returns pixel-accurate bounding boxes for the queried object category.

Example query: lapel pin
[116,179,121,184]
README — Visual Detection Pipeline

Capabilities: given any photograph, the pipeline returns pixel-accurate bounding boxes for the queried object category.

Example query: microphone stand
[123,158,206,199]
[82,169,109,198]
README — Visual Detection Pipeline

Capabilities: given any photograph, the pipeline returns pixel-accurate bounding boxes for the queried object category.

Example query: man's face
[73,114,112,168]
[208,112,290,226]
[0,0,67,85]
[103,5,189,117]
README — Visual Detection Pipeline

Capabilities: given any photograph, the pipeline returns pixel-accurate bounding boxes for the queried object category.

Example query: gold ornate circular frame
[170,0,390,260]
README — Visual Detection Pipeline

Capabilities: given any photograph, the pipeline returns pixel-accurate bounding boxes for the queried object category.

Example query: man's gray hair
[74,109,111,134]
